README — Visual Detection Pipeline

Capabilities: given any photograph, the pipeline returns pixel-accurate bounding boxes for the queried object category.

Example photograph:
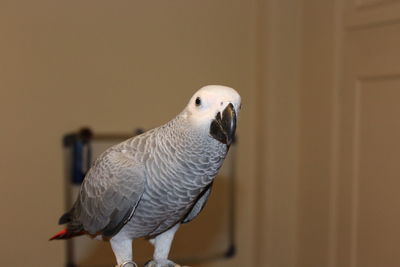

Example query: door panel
[344,0,400,29]
[356,78,400,267]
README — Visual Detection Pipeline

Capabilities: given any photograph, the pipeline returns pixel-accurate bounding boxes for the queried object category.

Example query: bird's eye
[195,97,201,106]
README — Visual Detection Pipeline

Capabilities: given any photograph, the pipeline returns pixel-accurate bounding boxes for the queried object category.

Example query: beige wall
[255,0,302,266]
[0,1,258,266]
[298,1,339,267]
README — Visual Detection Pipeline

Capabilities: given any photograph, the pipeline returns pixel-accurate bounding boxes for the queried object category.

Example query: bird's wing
[76,149,146,237]
[182,182,213,223]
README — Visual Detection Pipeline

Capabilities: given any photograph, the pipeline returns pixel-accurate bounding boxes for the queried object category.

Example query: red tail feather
[49,229,84,241]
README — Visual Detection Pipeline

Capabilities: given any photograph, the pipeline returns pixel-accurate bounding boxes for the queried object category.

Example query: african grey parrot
[50,85,241,267]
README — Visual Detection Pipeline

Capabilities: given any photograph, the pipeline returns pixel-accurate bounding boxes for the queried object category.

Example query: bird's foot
[117,261,138,267]
[144,259,182,267]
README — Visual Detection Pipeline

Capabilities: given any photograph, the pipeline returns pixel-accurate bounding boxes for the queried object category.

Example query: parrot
[50,85,241,267]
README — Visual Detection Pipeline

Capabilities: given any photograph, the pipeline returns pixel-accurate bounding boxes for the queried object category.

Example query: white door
[337,1,400,266]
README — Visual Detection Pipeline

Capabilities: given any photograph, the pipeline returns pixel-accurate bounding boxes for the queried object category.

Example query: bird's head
[183,85,241,146]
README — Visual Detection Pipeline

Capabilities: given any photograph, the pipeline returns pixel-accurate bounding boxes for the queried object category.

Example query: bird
[50,85,241,267]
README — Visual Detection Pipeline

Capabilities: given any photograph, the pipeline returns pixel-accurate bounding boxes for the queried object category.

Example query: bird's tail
[50,206,85,240]
[49,228,84,240]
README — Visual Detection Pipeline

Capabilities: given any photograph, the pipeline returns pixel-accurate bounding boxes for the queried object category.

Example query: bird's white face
[184,85,241,145]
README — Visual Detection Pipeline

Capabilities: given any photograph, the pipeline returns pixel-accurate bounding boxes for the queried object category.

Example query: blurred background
[1,0,400,267]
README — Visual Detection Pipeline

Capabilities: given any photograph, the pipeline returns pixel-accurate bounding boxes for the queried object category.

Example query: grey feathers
[66,148,146,237]
[61,105,230,239]
[183,183,213,223]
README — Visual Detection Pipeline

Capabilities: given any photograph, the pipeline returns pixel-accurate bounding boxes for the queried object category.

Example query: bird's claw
[117,261,138,267]
[144,259,182,267]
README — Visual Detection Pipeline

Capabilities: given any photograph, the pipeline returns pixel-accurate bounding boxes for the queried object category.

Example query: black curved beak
[209,103,237,146]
